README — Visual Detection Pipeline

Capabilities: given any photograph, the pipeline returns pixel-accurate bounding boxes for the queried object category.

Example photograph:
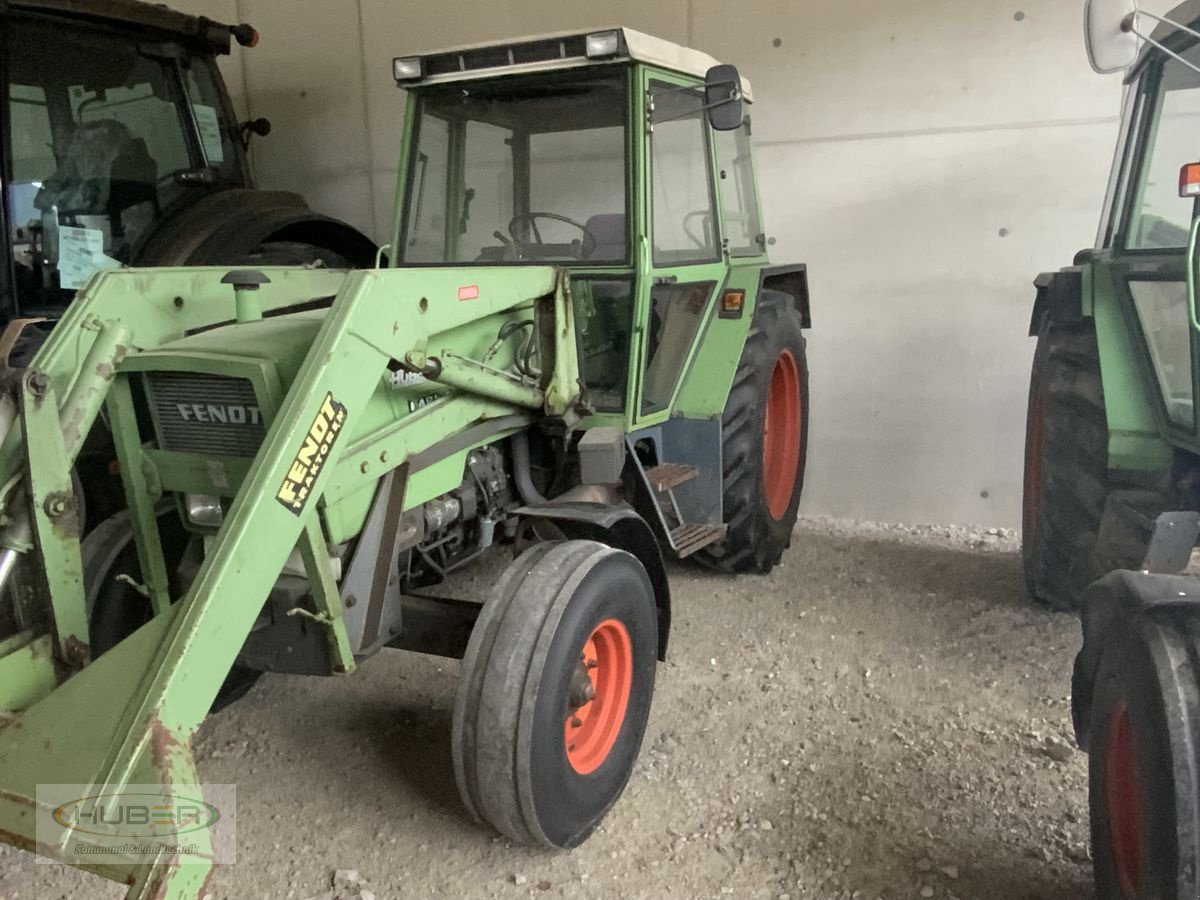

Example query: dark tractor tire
[452,540,657,848]
[1024,323,1122,610]
[697,290,808,574]
[1083,588,1200,900]
[82,510,262,711]
[236,241,351,268]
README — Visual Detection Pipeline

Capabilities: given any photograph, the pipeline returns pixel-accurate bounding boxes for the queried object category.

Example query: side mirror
[705,65,744,131]
[1084,0,1139,74]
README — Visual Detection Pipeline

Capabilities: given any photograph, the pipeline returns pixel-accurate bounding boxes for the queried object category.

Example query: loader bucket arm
[0,263,573,899]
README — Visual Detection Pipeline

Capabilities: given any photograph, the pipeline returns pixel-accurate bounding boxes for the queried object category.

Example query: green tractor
[2,0,378,531]
[0,27,811,898]
[1027,1,1200,897]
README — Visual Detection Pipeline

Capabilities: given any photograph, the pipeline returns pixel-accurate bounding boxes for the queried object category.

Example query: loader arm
[0,263,577,898]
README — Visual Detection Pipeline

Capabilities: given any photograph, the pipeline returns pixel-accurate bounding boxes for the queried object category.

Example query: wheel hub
[763,349,802,521]
[1106,703,1143,897]
[564,619,633,775]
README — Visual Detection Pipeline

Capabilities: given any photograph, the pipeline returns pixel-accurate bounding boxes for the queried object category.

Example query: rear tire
[1084,586,1200,899]
[1023,323,1115,610]
[236,240,351,268]
[452,540,657,848]
[697,290,808,574]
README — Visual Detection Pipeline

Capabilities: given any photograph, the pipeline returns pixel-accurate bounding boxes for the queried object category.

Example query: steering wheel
[507,212,596,258]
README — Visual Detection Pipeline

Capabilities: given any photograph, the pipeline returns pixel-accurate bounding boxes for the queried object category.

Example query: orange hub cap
[1106,704,1143,897]
[763,349,802,520]
[565,619,633,775]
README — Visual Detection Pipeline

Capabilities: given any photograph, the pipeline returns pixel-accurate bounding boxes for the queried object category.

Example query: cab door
[630,70,726,427]
[1103,44,1200,461]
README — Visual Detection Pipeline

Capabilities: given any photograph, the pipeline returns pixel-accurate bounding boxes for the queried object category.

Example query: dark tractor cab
[0,0,376,323]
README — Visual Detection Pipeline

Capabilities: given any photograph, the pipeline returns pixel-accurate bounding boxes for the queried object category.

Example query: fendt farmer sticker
[276,392,348,516]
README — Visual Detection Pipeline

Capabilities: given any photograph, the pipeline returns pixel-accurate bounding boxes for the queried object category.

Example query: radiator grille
[145,372,266,457]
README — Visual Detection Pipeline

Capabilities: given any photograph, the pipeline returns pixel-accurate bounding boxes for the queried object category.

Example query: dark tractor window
[571,275,635,412]
[5,18,244,315]
[400,70,629,265]
[649,82,719,265]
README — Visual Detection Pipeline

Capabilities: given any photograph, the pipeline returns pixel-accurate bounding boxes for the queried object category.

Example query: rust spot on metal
[95,362,114,380]
[148,714,187,787]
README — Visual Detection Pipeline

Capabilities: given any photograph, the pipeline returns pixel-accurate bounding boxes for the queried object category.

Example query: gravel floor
[0,519,1093,900]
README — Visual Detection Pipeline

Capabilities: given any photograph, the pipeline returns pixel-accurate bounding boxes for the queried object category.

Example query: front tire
[1082,578,1200,899]
[452,541,657,848]
[698,290,808,574]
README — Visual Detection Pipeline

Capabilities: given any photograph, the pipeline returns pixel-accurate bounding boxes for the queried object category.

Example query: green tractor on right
[1026,1,1200,896]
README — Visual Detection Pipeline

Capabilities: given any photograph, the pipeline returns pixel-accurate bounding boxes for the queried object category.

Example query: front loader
[0,28,812,898]
[1027,2,1200,898]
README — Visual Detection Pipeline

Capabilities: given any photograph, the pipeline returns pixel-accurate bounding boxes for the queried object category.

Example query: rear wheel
[236,241,351,268]
[452,540,657,848]
[1086,601,1200,900]
[1023,324,1113,609]
[697,290,808,574]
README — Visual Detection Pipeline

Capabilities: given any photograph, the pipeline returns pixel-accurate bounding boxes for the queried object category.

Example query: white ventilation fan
[1085,0,1200,75]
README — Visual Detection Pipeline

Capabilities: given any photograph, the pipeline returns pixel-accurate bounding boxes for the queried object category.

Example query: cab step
[669,523,726,558]
[645,463,698,492]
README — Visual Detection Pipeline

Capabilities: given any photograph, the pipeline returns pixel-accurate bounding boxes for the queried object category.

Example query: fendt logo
[275,391,347,516]
[52,794,220,838]
[175,403,263,425]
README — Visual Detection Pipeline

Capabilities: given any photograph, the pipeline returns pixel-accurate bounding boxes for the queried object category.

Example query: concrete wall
[173,0,1176,527]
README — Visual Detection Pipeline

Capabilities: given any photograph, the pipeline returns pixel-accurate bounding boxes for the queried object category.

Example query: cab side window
[649,82,719,264]
[714,124,764,257]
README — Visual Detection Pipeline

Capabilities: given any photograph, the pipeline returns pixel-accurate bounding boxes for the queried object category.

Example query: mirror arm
[650,86,743,127]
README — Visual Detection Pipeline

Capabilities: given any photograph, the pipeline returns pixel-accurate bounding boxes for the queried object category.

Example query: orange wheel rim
[1106,704,1143,897]
[763,350,802,520]
[564,619,633,775]
[1023,384,1045,539]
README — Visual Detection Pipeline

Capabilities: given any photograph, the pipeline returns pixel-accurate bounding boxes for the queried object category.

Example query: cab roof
[396,26,755,101]
[7,0,234,53]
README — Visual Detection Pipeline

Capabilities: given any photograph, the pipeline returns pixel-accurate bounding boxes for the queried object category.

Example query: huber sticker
[276,393,347,515]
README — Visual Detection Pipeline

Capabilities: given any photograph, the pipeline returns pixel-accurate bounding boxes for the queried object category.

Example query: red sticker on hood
[458,285,480,301]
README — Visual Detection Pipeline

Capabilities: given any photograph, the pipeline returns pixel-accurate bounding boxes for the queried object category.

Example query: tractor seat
[35,119,159,223]
[584,214,627,262]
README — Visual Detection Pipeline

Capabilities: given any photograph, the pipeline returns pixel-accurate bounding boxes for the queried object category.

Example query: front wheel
[1083,580,1200,899]
[452,541,657,848]
[697,290,808,574]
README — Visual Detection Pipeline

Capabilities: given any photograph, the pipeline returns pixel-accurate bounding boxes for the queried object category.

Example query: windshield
[399,70,629,265]
[5,17,244,314]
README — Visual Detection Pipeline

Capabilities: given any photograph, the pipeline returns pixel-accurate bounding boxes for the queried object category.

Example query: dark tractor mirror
[705,64,744,131]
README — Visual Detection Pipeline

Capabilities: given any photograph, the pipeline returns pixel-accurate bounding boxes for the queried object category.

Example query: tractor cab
[0,0,375,326]
[389,28,772,427]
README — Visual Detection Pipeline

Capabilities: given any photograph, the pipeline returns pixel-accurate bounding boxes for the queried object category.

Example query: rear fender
[133,188,377,267]
[1073,569,1200,750]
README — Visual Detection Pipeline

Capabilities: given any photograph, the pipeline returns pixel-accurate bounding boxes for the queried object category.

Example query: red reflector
[458,285,480,301]
[1180,162,1200,198]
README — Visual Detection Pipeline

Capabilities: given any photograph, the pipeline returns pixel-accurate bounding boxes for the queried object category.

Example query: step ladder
[642,463,725,558]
